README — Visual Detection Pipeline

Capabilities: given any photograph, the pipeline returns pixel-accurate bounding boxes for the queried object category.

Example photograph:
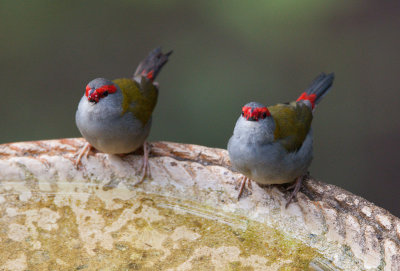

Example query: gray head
[231,101,275,144]
[85,78,118,104]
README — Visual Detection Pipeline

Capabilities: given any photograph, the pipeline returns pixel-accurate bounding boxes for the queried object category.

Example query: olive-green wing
[268,102,313,152]
[113,78,158,127]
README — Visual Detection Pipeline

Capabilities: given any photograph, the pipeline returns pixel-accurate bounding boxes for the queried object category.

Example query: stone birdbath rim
[0,138,399,270]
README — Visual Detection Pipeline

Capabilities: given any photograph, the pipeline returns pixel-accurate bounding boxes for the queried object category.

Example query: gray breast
[75,94,151,154]
[227,117,313,184]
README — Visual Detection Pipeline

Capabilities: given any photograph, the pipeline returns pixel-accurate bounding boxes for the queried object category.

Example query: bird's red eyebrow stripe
[95,84,117,95]
[242,106,270,120]
[242,106,253,119]
[85,84,117,97]
[85,85,91,97]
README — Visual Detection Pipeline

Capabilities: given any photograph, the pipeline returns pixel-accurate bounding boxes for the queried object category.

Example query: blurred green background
[1,1,399,216]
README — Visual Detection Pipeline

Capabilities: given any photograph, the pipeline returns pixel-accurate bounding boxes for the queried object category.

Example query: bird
[75,47,172,183]
[227,73,334,207]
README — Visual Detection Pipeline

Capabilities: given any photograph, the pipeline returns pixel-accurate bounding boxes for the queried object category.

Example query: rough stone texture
[0,138,399,270]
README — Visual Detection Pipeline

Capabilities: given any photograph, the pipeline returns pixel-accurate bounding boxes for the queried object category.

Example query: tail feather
[297,72,334,109]
[134,47,173,81]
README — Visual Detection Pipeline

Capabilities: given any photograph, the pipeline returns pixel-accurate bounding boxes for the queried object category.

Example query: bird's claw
[285,175,306,208]
[237,176,252,200]
[74,142,92,169]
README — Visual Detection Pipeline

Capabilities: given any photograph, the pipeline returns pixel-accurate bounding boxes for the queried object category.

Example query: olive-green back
[268,102,313,152]
[113,77,158,127]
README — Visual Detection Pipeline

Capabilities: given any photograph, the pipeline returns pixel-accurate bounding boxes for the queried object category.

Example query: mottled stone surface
[0,138,399,270]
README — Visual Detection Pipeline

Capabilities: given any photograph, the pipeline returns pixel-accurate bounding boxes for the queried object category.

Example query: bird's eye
[103,91,108,97]
[262,112,267,118]
[241,112,244,116]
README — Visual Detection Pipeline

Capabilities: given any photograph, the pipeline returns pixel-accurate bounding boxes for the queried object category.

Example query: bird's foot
[285,174,307,208]
[135,142,152,186]
[237,176,252,200]
[286,181,298,191]
[74,142,92,168]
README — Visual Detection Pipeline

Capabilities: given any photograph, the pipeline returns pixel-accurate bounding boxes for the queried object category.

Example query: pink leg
[237,176,252,200]
[135,142,151,185]
[75,142,92,168]
[285,175,304,208]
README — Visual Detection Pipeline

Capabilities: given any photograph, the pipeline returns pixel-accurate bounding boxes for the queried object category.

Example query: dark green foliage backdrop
[1,1,400,215]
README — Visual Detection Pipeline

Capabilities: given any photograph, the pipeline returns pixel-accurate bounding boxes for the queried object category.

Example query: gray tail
[303,72,335,106]
[134,47,173,81]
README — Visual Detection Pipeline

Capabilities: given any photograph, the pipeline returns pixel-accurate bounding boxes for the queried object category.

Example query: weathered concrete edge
[0,138,399,270]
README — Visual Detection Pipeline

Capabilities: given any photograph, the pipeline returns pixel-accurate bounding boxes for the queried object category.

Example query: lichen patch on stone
[0,186,319,270]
